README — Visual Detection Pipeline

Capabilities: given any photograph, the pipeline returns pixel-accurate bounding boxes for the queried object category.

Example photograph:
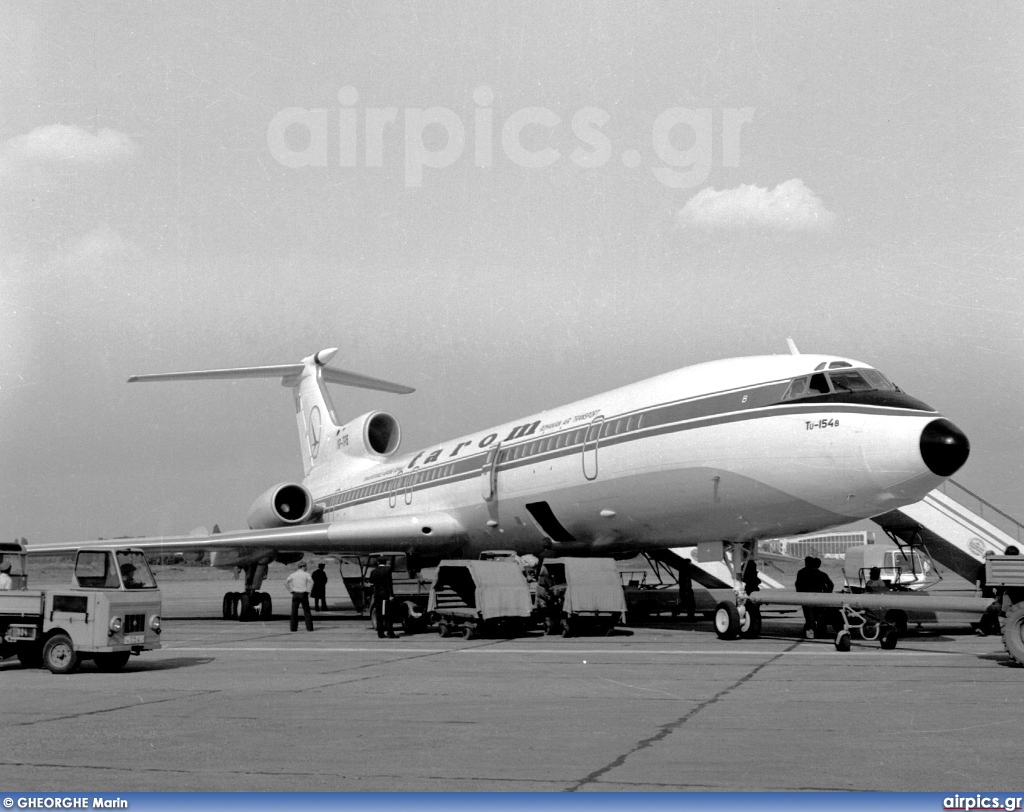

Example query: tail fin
[128,348,414,476]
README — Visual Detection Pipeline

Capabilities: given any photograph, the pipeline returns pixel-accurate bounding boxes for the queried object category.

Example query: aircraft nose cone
[920,418,970,477]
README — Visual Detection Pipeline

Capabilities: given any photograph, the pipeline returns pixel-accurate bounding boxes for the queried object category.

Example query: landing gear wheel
[1002,603,1024,666]
[437,621,451,638]
[714,601,740,640]
[880,629,899,650]
[834,630,852,652]
[238,593,256,622]
[884,610,908,636]
[222,592,239,619]
[739,604,762,639]
[259,593,273,619]
[94,651,132,672]
[42,633,78,674]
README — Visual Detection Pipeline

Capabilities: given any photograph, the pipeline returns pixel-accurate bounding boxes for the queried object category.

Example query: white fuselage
[304,354,954,558]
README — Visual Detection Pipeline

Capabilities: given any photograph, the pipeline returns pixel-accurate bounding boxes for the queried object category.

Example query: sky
[1,2,1021,543]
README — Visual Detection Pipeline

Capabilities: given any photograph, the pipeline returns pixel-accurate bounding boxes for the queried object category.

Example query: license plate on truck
[123,634,145,645]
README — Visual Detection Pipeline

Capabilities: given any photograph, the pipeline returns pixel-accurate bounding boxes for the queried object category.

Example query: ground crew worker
[0,561,12,590]
[368,558,397,638]
[285,561,315,632]
[677,559,696,621]
[742,559,761,594]
[795,556,817,634]
[865,566,888,593]
[311,562,328,611]
[536,568,561,633]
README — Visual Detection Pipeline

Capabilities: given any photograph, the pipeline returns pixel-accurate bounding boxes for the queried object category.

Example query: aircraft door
[582,416,603,481]
[388,474,399,508]
[480,444,501,502]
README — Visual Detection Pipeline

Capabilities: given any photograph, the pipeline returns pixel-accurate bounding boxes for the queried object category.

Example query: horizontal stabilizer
[127,350,415,394]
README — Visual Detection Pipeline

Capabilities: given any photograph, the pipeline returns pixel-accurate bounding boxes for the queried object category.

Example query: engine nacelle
[338,410,402,457]
[247,482,314,530]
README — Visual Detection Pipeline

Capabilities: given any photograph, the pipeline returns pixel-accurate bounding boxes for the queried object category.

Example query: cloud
[676,179,836,232]
[0,124,134,178]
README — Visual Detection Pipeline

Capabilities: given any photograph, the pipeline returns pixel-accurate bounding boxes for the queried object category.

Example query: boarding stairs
[648,547,786,591]
[871,480,1023,585]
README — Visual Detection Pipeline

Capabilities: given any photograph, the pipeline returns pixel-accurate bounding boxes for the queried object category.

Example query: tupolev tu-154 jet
[31,345,970,636]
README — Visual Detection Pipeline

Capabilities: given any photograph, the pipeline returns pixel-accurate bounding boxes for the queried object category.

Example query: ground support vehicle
[986,555,1024,666]
[538,558,627,637]
[746,589,991,652]
[843,543,934,590]
[0,547,162,673]
[340,552,434,633]
[427,560,533,639]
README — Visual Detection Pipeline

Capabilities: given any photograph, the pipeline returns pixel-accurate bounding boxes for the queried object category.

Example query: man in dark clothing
[311,563,328,611]
[677,558,697,621]
[368,558,397,638]
[795,556,833,635]
[795,556,817,633]
[742,559,761,594]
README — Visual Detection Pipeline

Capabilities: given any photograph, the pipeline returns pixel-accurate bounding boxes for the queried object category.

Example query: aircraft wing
[26,512,466,560]
[750,589,992,615]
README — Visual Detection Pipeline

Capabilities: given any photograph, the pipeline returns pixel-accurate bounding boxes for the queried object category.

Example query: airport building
[759,530,876,560]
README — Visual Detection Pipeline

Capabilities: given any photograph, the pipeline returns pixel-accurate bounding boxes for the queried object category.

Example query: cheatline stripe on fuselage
[316,381,937,515]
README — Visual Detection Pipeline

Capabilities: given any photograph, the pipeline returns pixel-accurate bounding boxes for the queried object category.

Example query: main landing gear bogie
[222,591,272,621]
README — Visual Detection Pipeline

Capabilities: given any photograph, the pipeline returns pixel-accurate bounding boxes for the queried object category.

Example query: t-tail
[127,348,414,476]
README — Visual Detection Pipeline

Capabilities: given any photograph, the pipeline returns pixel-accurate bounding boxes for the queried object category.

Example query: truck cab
[0,547,162,674]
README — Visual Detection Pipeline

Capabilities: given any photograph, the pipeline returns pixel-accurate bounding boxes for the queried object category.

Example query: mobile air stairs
[870,480,1022,586]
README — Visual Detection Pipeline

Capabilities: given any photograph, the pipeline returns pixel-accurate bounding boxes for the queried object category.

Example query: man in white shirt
[285,561,315,632]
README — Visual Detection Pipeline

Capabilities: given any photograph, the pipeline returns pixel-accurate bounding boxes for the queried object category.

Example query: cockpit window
[782,374,830,399]
[808,373,830,394]
[827,370,873,392]
[860,368,897,391]
[782,368,896,400]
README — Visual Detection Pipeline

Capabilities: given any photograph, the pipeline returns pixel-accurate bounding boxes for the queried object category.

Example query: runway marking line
[159,645,964,656]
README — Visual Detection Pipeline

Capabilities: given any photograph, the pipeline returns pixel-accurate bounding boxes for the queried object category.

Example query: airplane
[30,345,971,637]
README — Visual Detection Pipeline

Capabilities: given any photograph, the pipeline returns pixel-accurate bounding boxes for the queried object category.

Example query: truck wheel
[880,629,899,650]
[42,634,79,675]
[834,630,852,652]
[739,604,762,638]
[437,621,451,638]
[714,601,740,640]
[462,624,477,640]
[94,651,131,672]
[1002,603,1024,666]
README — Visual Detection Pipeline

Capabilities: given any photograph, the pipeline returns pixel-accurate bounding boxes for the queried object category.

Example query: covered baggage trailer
[538,558,627,637]
[427,560,533,639]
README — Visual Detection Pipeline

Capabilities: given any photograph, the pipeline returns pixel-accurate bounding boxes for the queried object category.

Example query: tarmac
[0,577,1019,792]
